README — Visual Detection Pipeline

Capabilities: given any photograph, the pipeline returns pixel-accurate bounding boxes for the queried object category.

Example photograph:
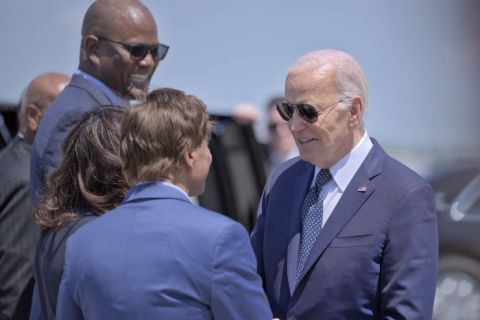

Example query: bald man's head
[79,0,162,100]
[19,72,70,142]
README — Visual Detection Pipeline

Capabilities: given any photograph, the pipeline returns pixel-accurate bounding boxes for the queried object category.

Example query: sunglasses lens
[297,104,318,123]
[155,44,169,61]
[129,45,149,60]
[276,103,294,121]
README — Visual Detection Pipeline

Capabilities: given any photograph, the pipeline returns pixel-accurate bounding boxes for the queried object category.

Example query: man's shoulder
[369,142,431,192]
[33,83,105,158]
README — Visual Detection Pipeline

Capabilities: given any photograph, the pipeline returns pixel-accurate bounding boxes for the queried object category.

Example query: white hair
[287,49,369,110]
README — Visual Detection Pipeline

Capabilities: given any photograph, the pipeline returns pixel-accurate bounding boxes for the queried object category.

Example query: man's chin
[126,86,149,101]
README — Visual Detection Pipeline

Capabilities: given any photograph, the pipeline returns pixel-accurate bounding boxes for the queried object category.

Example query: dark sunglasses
[276,99,344,123]
[96,35,169,62]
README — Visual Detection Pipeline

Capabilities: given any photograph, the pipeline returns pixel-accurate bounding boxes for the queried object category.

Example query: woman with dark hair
[32,106,128,320]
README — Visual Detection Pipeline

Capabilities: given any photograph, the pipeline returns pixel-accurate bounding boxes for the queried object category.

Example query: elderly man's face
[285,69,354,168]
[98,15,160,100]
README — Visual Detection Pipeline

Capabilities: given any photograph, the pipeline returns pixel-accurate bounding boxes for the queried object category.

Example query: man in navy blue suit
[251,49,438,319]
[56,88,272,320]
[30,0,169,205]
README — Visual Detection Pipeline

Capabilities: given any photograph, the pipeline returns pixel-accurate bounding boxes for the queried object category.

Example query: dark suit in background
[0,72,69,320]
[0,137,35,320]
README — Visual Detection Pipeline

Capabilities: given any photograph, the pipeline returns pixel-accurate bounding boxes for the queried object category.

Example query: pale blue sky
[1,0,479,161]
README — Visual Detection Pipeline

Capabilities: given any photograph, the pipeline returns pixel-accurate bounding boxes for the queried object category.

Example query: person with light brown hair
[32,106,128,320]
[56,88,272,320]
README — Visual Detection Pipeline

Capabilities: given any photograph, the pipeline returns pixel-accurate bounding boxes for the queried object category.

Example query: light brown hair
[120,88,212,185]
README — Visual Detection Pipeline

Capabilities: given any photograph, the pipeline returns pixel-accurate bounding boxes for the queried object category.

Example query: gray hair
[287,49,369,110]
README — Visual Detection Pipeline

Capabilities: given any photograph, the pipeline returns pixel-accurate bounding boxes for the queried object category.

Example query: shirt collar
[134,181,193,203]
[75,70,129,107]
[314,131,373,192]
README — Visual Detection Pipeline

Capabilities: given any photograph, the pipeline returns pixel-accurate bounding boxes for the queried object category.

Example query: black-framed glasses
[276,99,344,123]
[96,35,169,62]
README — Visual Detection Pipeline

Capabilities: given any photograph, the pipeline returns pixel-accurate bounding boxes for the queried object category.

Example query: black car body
[429,163,480,320]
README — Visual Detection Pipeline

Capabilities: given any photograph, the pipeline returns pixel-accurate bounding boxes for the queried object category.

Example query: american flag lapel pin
[357,186,367,192]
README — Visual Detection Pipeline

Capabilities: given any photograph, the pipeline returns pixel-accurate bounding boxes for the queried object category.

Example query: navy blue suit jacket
[56,183,272,320]
[251,140,438,319]
[30,73,127,205]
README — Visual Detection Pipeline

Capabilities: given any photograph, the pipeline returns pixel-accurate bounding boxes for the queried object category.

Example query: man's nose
[289,112,305,132]
[138,51,157,67]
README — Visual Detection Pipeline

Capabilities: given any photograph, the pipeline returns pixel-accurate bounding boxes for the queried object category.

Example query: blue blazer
[251,140,438,319]
[30,73,127,206]
[56,183,272,320]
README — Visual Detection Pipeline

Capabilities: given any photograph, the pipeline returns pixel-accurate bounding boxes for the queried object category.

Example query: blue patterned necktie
[296,169,332,284]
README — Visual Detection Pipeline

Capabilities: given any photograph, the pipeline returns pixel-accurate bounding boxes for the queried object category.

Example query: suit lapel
[294,142,384,288]
[286,165,315,294]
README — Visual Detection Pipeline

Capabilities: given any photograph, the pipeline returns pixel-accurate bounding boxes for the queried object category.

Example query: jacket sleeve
[210,222,272,320]
[380,181,438,319]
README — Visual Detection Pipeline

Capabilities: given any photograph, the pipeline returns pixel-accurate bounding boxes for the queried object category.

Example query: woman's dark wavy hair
[33,106,128,231]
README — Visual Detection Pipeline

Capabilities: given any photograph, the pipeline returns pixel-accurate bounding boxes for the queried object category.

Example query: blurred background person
[30,0,168,206]
[0,72,69,320]
[232,98,298,172]
[56,88,272,320]
[265,96,298,171]
[32,107,127,320]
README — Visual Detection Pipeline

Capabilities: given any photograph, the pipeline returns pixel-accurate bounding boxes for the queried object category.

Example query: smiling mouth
[129,74,150,86]
[297,138,316,145]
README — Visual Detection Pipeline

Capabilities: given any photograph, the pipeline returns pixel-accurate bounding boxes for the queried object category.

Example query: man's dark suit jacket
[0,137,35,320]
[30,73,127,205]
[251,140,438,320]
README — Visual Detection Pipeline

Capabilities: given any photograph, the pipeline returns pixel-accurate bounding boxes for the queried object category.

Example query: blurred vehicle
[429,163,480,320]
[199,115,266,231]
[0,104,266,232]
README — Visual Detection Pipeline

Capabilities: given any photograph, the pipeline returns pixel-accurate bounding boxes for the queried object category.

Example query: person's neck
[163,175,191,197]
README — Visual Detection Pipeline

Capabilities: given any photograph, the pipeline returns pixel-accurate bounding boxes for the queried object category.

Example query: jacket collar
[121,182,192,205]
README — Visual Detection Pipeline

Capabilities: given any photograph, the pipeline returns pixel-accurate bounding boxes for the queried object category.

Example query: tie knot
[315,169,332,188]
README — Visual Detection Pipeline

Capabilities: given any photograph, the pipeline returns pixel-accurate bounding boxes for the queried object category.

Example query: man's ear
[84,35,101,66]
[348,96,364,127]
[26,104,43,132]
[182,149,195,169]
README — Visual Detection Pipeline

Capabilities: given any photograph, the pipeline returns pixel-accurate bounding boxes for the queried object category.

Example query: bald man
[251,49,437,319]
[0,72,69,320]
[30,0,169,205]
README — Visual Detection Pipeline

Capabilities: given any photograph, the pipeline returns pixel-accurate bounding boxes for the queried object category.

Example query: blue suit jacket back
[56,183,272,320]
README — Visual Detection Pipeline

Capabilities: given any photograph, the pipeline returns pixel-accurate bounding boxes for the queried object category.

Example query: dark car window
[198,115,266,232]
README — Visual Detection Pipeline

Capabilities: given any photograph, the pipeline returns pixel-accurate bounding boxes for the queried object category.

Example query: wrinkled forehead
[285,69,337,102]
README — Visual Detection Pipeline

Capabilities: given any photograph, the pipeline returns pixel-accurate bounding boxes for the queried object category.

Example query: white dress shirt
[311,132,373,227]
